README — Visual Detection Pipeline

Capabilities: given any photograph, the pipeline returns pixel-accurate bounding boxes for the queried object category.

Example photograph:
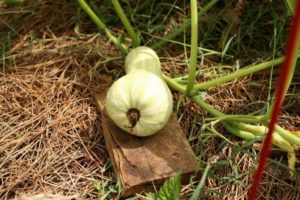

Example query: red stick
[248,1,300,199]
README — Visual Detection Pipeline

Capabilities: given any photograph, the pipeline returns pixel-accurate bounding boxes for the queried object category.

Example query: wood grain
[95,91,197,198]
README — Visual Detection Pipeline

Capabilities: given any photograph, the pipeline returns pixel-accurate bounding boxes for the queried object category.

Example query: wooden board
[95,90,197,198]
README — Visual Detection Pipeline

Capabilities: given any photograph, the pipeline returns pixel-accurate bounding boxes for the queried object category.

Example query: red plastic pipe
[248,1,300,199]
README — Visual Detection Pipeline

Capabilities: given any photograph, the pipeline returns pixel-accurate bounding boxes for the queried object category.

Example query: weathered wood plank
[95,91,197,198]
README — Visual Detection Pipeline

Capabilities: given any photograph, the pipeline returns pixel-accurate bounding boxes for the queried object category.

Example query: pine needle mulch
[1,1,300,200]
[0,11,120,197]
[0,38,115,199]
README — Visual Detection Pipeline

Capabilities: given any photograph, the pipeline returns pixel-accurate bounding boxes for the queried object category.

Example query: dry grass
[0,34,118,199]
[0,2,120,197]
[1,0,300,200]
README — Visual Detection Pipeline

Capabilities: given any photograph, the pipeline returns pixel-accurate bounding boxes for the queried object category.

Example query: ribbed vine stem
[191,96,259,140]
[151,0,218,50]
[211,115,264,124]
[162,74,186,93]
[165,55,298,94]
[275,125,300,145]
[193,56,297,90]
[111,0,140,47]
[163,75,223,117]
[164,76,257,140]
[185,0,198,96]
[191,96,223,117]
[163,75,300,145]
[77,0,128,53]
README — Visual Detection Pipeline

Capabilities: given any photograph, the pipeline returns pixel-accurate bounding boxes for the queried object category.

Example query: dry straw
[1,1,299,199]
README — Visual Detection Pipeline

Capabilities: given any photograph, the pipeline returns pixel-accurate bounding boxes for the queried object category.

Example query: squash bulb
[125,46,161,76]
[105,70,173,137]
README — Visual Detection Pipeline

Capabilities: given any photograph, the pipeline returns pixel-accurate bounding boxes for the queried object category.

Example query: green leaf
[285,0,296,16]
[146,173,181,200]
[189,164,210,200]
[145,192,158,200]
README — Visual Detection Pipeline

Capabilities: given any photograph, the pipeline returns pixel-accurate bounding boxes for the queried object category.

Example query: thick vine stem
[223,123,259,140]
[163,75,300,145]
[185,0,198,96]
[77,0,128,53]
[193,55,299,90]
[162,74,186,93]
[111,0,140,47]
[207,114,264,124]
[275,125,300,145]
[164,55,299,94]
[191,96,259,140]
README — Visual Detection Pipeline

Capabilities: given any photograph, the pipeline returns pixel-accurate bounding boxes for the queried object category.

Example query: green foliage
[95,179,122,200]
[285,0,296,15]
[4,0,24,6]
[189,164,210,200]
[144,167,211,200]
[146,173,181,200]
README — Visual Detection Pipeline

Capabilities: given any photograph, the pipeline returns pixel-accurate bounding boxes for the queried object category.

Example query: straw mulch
[1,1,300,200]
[0,1,125,198]
[0,30,121,199]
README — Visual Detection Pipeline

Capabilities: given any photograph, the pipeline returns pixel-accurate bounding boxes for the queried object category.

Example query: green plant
[248,1,300,198]
[4,0,24,6]
[285,0,297,15]
[76,0,300,197]
[145,173,181,200]
[145,165,210,200]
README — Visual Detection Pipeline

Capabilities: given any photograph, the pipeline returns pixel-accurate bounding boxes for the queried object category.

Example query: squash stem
[223,123,259,140]
[185,0,198,96]
[191,96,258,140]
[193,55,299,90]
[77,0,128,53]
[164,76,300,145]
[151,0,218,50]
[210,115,264,124]
[162,74,186,93]
[275,125,300,145]
[164,55,298,93]
[127,108,140,128]
[191,95,223,117]
[111,0,140,47]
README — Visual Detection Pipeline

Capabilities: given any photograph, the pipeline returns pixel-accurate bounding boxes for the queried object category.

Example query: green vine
[77,0,128,53]
[77,0,300,174]
[111,0,140,47]
[185,0,198,96]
